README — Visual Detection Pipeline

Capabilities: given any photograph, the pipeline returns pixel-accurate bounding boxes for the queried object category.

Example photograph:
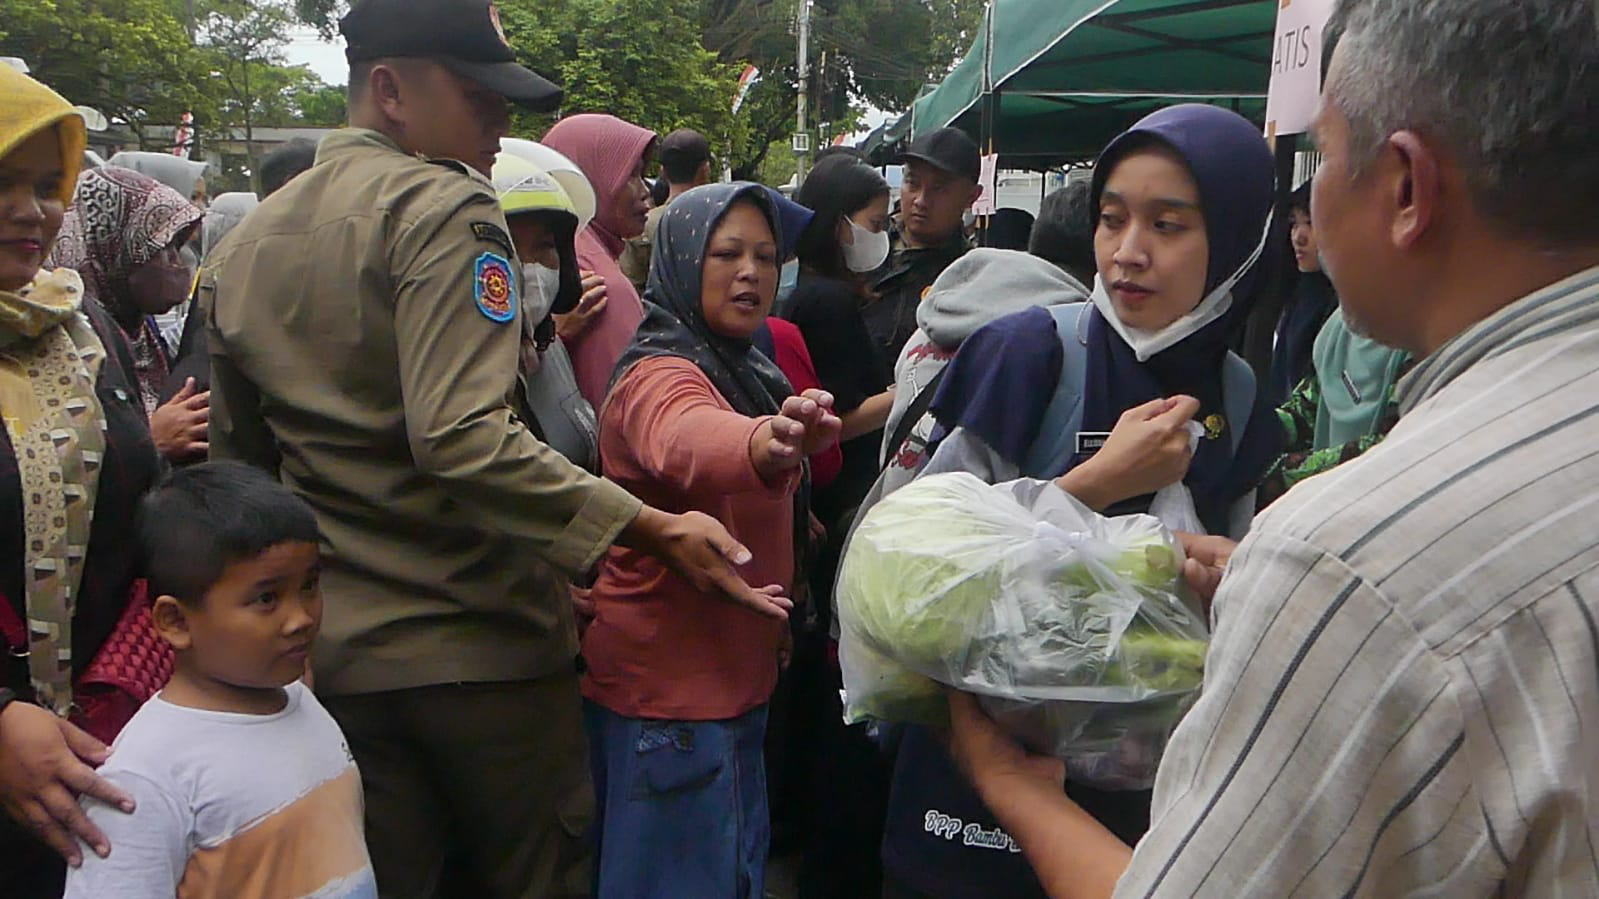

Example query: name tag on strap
[1075,432,1112,455]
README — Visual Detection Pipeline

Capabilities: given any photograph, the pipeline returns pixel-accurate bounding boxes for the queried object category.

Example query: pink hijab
[542,114,659,407]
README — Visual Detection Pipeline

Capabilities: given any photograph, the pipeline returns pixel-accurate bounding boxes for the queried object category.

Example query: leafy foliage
[3,0,981,186]
[499,0,745,166]
[0,0,209,146]
[292,0,982,177]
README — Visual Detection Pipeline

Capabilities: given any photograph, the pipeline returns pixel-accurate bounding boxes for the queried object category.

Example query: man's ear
[969,183,984,206]
[151,595,193,652]
[1384,130,1440,252]
[369,63,409,128]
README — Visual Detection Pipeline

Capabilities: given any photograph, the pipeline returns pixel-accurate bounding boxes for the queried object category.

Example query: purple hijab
[1079,104,1280,531]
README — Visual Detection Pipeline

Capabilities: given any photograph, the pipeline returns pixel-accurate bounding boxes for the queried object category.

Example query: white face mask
[842,216,890,273]
[521,263,562,325]
[1089,211,1273,362]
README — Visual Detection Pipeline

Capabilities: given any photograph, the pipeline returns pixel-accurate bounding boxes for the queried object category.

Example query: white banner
[973,153,998,216]
[1264,0,1336,137]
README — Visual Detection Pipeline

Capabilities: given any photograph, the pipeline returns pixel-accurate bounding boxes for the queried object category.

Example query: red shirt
[582,356,797,720]
[765,317,843,487]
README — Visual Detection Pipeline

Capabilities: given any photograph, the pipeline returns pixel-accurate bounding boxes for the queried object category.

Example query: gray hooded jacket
[878,248,1089,482]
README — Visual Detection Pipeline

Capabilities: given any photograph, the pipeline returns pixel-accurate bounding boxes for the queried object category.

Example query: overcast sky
[284,28,348,84]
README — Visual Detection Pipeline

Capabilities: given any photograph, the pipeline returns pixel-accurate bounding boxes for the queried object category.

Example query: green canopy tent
[911,0,1279,168]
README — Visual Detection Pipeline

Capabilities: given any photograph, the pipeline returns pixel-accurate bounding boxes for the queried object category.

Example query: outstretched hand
[752,389,843,482]
[621,506,793,620]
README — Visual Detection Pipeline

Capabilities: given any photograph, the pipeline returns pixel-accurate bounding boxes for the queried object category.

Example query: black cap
[340,0,562,110]
[659,129,711,168]
[896,127,980,181]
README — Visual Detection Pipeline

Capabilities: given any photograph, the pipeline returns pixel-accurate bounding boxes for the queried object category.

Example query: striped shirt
[1116,265,1599,897]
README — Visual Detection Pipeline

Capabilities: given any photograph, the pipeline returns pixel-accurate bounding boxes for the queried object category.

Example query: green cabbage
[839,473,1207,728]
[838,477,1013,673]
[841,637,948,726]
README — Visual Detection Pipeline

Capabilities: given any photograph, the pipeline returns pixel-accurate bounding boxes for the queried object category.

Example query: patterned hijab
[611,182,792,417]
[48,165,202,412]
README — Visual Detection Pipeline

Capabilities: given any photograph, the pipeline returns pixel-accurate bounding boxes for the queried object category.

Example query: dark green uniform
[863,232,969,373]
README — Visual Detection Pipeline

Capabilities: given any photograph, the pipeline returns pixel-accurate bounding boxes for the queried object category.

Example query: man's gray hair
[1325,0,1599,246]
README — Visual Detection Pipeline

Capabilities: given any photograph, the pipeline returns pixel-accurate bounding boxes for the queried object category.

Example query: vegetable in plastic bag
[836,472,1209,789]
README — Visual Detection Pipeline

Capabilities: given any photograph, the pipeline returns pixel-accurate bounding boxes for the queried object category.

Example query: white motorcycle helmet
[498,138,596,233]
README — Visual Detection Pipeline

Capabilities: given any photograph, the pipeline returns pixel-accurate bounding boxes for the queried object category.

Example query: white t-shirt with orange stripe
[65,681,376,899]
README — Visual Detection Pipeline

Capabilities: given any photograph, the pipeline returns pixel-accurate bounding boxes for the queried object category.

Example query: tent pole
[978,0,996,245]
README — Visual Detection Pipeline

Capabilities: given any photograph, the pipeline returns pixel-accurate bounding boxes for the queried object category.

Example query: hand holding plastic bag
[836,472,1209,789]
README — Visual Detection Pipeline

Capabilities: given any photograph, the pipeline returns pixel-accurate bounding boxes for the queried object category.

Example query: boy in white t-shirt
[65,462,376,898]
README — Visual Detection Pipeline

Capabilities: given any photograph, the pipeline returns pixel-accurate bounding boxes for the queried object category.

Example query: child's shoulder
[107,683,339,779]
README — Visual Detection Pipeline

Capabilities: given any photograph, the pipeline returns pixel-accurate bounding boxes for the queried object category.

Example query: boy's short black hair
[138,462,321,605]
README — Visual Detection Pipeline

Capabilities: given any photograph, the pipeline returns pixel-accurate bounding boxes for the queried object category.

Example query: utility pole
[795,0,811,183]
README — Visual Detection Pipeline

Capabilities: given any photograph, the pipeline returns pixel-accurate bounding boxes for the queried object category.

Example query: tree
[497,0,746,167]
[195,0,302,173]
[288,79,347,125]
[288,0,984,178]
[0,0,209,148]
[292,0,343,38]
[701,0,984,174]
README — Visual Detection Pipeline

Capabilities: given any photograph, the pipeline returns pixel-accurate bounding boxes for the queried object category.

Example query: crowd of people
[1,0,1597,897]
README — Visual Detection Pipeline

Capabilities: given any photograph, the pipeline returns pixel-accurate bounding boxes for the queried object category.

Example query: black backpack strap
[882,366,947,469]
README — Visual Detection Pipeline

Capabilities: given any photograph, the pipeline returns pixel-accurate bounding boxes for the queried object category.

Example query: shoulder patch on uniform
[474,252,517,323]
[471,221,516,257]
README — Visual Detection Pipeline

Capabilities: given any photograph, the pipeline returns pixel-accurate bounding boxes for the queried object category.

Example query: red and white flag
[731,65,760,115]
[171,111,194,158]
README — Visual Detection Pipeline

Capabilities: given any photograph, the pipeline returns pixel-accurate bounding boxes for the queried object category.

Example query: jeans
[584,701,770,899]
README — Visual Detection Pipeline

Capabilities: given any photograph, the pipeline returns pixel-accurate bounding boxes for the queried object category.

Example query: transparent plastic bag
[836,472,1209,789]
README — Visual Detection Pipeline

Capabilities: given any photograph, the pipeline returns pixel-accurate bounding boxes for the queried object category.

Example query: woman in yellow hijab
[0,65,162,898]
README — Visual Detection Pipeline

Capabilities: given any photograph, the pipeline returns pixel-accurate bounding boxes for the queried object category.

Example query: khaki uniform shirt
[201,129,641,696]
[618,203,668,292]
